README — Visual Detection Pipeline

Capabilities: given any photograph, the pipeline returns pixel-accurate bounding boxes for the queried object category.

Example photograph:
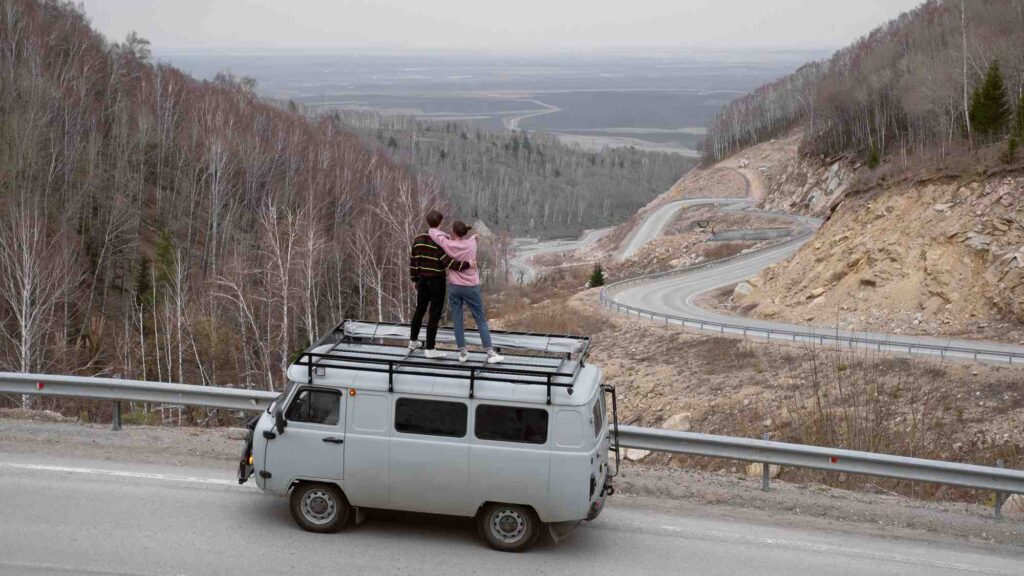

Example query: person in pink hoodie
[428,220,504,364]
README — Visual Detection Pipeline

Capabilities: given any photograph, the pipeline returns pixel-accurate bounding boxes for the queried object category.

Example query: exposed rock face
[740,173,1024,339]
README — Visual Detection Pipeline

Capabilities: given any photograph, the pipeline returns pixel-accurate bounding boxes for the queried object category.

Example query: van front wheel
[289,482,351,533]
[478,503,541,552]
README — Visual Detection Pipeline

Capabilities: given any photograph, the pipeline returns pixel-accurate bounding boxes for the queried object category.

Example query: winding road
[607,189,1024,363]
[1,451,1020,576]
[510,227,613,283]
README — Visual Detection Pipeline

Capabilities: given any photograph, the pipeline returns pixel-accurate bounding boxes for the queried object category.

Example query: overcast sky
[80,0,924,53]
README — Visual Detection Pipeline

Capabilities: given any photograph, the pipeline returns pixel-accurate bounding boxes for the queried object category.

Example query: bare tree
[0,204,79,405]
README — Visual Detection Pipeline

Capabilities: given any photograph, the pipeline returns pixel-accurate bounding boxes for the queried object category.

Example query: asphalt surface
[510,227,612,283]
[618,199,720,260]
[609,200,1024,362]
[1,451,1020,576]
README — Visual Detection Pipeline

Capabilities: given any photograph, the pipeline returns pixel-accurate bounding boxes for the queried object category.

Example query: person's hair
[425,210,443,228]
[452,220,472,237]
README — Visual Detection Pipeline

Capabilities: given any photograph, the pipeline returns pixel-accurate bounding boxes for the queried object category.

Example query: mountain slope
[705,0,1024,166]
[0,0,435,392]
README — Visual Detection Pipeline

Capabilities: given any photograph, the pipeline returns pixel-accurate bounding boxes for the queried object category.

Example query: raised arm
[428,227,454,253]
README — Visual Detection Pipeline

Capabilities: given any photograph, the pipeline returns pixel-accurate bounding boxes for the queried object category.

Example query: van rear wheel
[478,503,541,552]
[289,482,351,533]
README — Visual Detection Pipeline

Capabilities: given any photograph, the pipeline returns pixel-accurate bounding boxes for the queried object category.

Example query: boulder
[745,462,782,479]
[624,449,651,462]
[661,412,692,432]
[807,287,827,299]
[964,233,993,252]
[733,282,754,299]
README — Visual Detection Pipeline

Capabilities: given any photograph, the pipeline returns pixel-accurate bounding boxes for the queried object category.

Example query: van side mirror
[274,403,287,434]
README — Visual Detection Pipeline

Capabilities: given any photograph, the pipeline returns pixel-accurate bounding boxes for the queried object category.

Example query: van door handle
[322,437,344,444]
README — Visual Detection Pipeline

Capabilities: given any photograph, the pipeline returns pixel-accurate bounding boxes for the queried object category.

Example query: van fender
[475,501,544,522]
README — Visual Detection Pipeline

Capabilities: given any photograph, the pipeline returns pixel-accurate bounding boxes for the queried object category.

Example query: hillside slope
[0,0,435,393]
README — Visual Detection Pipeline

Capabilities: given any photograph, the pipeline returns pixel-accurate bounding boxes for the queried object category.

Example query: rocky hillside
[733,168,1024,342]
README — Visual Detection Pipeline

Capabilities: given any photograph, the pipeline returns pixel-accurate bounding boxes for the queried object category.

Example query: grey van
[239,321,619,552]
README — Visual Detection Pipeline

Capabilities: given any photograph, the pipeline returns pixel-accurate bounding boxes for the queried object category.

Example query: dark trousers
[410,276,446,349]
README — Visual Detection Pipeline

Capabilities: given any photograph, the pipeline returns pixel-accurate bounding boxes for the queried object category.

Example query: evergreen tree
[1004,135,1019,164]
[154,230,176,289]
[588,264,605,288]
[134,255,152,306]
[969,60,1012,141]
[1016,91,1024,137]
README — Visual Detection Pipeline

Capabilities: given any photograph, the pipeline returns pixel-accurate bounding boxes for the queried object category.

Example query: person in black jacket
[409,210,472,358]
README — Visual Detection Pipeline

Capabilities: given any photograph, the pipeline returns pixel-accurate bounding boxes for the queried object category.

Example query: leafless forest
[704,0,1024,164]
[339,112,695,239]
[0,0,471,396]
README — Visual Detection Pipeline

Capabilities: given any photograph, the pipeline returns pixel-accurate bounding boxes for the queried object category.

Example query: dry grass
[495,295,606,336]
[703,242,749,261]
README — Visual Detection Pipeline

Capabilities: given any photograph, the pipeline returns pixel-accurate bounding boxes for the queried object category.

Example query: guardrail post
[761,432,771,491]
[111,400,122,431]
[994,459,1005,520]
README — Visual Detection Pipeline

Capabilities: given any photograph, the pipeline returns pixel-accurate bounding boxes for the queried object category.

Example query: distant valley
[160,51,821,156]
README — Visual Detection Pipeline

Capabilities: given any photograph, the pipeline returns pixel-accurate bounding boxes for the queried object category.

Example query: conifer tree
[1016,91,1024,137]
[588,264,605,288]
[969,60,1012,141]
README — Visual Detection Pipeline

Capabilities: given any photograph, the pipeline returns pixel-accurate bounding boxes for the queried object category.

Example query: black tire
[477,503,541,552]
[289,482,351,533]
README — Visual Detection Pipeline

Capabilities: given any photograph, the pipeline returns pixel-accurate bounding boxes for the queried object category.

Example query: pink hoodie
[428,228,479,287]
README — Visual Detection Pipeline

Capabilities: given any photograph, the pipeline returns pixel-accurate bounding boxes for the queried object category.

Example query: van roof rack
[292,320,592,403]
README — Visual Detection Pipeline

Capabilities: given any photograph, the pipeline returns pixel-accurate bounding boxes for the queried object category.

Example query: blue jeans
[448,284,493,349]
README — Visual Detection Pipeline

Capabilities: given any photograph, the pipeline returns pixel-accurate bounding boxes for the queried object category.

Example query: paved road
[1,452,1020,576]
[609,201,1024,362]
[510,227,613,283]
[503,99,560,131]
[618,198,755,261]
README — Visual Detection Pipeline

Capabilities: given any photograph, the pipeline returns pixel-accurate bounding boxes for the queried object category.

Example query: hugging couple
[408,210,504,365]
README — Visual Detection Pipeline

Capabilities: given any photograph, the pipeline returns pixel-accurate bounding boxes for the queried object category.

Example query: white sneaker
[408,341,423,350]
[486,352,505,364]
[458,350,469,363]
[424,349,448,359]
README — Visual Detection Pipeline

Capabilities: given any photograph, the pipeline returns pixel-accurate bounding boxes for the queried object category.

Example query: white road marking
[647,524,1012,575]
[0,462,239,486]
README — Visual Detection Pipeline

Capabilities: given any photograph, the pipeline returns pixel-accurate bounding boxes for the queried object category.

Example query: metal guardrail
[0,372,277,412]
[617,426,1024,495]
[599,232,1024,365]
[1,372,1021,517]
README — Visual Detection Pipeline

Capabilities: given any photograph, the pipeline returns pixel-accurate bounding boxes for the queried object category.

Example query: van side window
[475,405,548,444]
[394,398,467,438]
[591,396,603,438]
[286,388,340,425]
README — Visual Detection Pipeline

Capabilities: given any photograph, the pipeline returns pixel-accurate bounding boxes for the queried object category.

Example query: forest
[338,112,695,239]
[704,0,1024,166]
[0,0,463,396]
[0,0,694,406]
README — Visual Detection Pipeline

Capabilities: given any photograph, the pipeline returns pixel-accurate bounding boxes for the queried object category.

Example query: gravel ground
[1,415,1020,549]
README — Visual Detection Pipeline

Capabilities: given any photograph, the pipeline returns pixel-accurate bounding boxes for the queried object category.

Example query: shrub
[588,264,605,288]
